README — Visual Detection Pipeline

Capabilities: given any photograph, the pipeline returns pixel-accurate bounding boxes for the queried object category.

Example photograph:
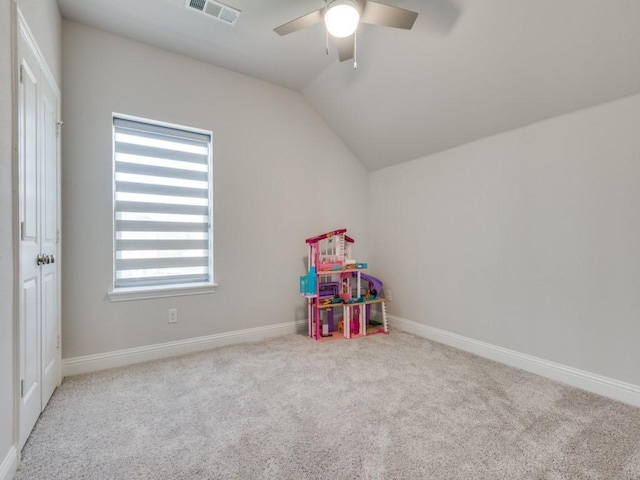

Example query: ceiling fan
[274,0,419,65]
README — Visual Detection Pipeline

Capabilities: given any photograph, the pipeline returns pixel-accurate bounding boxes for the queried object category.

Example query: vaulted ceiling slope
[57,0,640,171]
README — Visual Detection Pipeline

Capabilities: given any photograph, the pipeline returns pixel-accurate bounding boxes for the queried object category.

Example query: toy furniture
[300,228,389,341]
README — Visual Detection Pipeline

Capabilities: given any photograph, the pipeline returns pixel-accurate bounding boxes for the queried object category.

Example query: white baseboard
[63,320,307,377]
[389,315,640,407]
[0,446,17,480]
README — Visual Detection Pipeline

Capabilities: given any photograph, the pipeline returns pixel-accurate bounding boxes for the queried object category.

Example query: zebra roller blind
[113,116,212,289]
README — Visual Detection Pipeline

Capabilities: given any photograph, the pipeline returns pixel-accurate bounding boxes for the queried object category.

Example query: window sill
[107,283,218,302]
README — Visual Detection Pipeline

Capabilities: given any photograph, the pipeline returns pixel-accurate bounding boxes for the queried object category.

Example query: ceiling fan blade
[274,9,324,36]
[335,35,355,62]
[361,1,418,29]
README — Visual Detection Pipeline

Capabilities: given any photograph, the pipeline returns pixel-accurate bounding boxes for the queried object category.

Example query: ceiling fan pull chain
[326,28,329,55]
[354,29,358,69]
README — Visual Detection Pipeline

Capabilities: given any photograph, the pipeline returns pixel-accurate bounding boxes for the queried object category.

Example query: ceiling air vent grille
[188,0,206,11]
[185,0,241,26]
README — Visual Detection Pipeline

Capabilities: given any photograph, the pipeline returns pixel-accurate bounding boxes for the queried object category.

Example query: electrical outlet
[386,289,393,302]
[168,308,178,324]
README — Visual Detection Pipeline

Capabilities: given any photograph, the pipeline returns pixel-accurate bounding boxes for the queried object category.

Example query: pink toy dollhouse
[300,228,389,341]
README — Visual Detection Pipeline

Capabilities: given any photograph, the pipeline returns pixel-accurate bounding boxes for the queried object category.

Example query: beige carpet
[16,331,640,479]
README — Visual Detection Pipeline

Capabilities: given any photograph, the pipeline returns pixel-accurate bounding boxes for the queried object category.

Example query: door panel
[41,269,58,406]
[20,276,41,448]
[40,72,59,407]
[18,42,42,449]
[21,61,38,241]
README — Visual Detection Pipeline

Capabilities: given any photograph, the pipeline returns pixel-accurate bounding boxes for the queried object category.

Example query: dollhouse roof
[305,229,354,245]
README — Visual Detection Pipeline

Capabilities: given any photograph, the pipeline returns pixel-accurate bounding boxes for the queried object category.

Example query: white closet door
[17,20,61,450]
[18,36,43,450]
[40,72,60,409]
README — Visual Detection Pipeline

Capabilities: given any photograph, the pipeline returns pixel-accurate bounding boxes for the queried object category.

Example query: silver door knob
[36,254,45,266]
[50,254,55,264]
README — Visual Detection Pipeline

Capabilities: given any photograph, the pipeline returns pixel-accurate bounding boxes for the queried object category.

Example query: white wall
[61,21,369,359]
[370,93,640,386]
[0,0,61,476]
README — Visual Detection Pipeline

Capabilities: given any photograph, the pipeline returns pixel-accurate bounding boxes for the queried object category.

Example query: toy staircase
[337,234,345,260]
[381,301,389,333]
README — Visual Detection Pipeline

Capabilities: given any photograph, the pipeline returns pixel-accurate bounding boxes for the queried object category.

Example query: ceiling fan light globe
[324,3,360,38]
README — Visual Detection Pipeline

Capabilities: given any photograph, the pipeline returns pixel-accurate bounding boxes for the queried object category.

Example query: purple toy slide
[358,273,384,327]
[359,273,383,295]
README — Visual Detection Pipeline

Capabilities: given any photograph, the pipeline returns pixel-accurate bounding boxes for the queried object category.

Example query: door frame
[12,3,62,458]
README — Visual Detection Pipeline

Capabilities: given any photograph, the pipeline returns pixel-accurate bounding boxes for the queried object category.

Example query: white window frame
[108,113,216,302]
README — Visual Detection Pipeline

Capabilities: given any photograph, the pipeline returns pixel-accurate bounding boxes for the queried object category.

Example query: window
[110,115,214,299]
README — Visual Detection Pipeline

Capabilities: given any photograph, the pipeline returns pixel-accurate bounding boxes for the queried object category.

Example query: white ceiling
[56,0,640,170]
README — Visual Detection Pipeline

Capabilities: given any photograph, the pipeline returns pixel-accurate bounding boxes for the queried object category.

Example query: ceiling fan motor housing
[324,0,362,38]
[327,0,363,13]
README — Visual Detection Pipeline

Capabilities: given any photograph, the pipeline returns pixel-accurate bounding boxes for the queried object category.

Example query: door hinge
[56,121,64,138]
[56,230,60,243]
[57,335,61,349]
[20,379,25,398]
[19,64,23,83]
[20,221,25,240]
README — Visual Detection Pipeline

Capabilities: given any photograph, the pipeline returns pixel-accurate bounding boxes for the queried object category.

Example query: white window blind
[113,116,212,289]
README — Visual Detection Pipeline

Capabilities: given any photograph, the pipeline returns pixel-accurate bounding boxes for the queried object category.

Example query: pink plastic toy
[300,228,389,341]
